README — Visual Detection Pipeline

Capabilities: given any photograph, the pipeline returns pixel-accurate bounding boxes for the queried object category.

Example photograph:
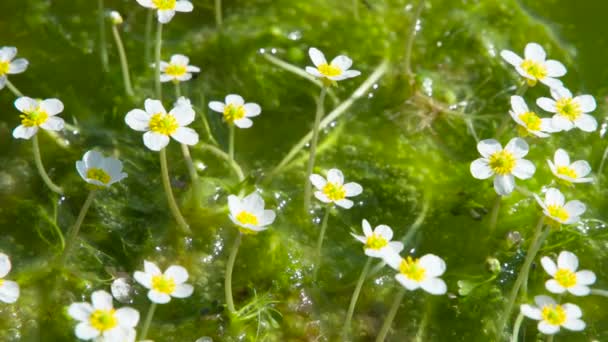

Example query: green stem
[313,206,331,281]
[111,25,134,97]
[198,143,245,182]
[140,302,157,340]
[489,195,502,234]
[155,21,163,99]
[174,81,181,98]
[342,257,372,338]
[353,0,359,20]
[214,0,223,29]
[61,191,96,262]
[229,124,235,162]
[32,135,63,194]
[414,305,430,342]
[546,335,554,342]
[590,289,608,297]
[144,10,153,65]
[598,144,608,188]
[159,148,191,234]
[198,90,219,146]
[180,144,198,183]
[304,87,327,212]
[5,79,23,97]
[375,287,406,342]
[98,0,109,72]
[404,0,424,78]
[511,312,524,342]
[225,233,242,314]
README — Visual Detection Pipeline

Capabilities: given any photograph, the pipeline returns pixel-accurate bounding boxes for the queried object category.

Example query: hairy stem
[111,25,134,97]
[159,148,191,234]
[225,233,242,314]
[32,134,63,194]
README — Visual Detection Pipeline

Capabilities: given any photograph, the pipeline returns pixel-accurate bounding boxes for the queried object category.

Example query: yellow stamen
[520,59,547,81]
[86,168,111,184]
[89,309,118,332]
[554,268,577,288]
[164,63,187,77]
[322,182,346,201]
[518,111,541,131]
[555,98,582,121]
[0,60,9,75]
[541,304,567,326]
[152,0,176,10]
[151,275,176,294]
[236,211,258,226]
[223,104,246,124]
[365,233,388,250]
[149,113,179,135]
[488,150,516,175]
[399,256,426,282]
[547,204,569,223]
[20,107,48,127]
[317,63,342,77]
[556,166,577,179]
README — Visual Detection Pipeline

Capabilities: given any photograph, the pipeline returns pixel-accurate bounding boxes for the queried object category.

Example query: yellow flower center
[317,63,342,77]
[488,150,516,175]
[518,111,541,131]
[89,309,118,332]
[555,98,582,121]
[520,59,547,81]
[541,304,567,326]
[164,63,187,77]
[152,0,176,10]
[151,275,176,294]
[223,104,246,124]
[0,60,9,75]
[0,279,3,286]
[149,113,179,135]
[556,165,577,179]
[322,182,346,201]
[399,256,426,282]
[365,233,388,250]
[547,204,569,223]
[236,211,258,226]
[86,168,111,184]
[20,107,48,127]
[554,268,577,288]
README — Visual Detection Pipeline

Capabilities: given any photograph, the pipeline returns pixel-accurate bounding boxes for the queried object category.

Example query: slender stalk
[353,0,359,20]
[342,257,372,338]
[198,90,219,146]
[144,10,153,65]
[180,144,198,184]
[5,79,23,97]
[225,233,242,314]
[159,148,191,234]
[61,191,96,262]
[590,289,608,297]
[199,143,245,182]
[414,304,430,342]
[313,206,331,281]
[375,287,406,342]
[155,21,163,99]
[140,302,157,340]
[174,82,181,98]
[111,25,134,97]
[546,335,554,342]
[229,124,235,162]
[98,0,109,72]
[32,135,63,194]
[214,0,223,29]
[304,87,327,212]
[404,0,424,78]
[511,312,524,342]
[598,144,608,187]
[489,195,502,234]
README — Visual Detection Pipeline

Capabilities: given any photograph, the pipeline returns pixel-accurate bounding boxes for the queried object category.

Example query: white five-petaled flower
[533,188,586,226]
[133,261,194,304]
[109,11,123,25]
[537,87,597,132]
[0,46,28,90]
[0,253,19,304]
[68,290,139,341]
[548,149,593,185]
[470,138,535,196]
[12,96,65,139]
[385,253,447,295]
[125,98,199,151]
[158,54,200,83]
[500,42,566,88]
[509,95,556,138]
[309,169,363,209]
[520,295,585,335]
[305,47,361,83]
[541,251,596,296]
[136,0,193,24]
[228,192,276,234]
[351,219,404,260]
[76,150,127,188]
[208,94,261,129]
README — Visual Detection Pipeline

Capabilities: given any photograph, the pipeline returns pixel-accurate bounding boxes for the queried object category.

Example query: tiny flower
[76,150,127,188]
[228,192,276,234]
[12,97,65,140]
[520,295,585,335]
[534,188,585,226]
[109,10,123,25]
[136,0,193,24]
[541,251,596,296]
[305,47,361,84]
[125,98,199,151]
[0,46,28,90]
[537,87,597,132]
[547,149,593,185]
[386,253,447,295]
[309,169,362,209]
[470,138,535,196]
[68,290,139,341]
[208,94,261,129]
[500,42,566,88]
[0,253,19,304]
[133,261,194,304]
[158,54,200,83]
[509,96,556,137]
[351,219,404,260]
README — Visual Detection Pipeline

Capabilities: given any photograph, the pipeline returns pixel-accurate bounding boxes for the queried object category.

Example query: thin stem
[32,135,63,194]
[98,0,109,72]
[214,0,223,29]
[5,79,23,97]
[198,90,219,146]
[155,21,163,99]
[304,87,327,212]
[375,287,406,342]
[546,335,554,342]
[229,124,235,162]
[111,25,134,98]
[198,143,245,182]
[313,206,331,281]
[225,233,242,315]
[61,191,96,262]
[342,257,372,338]
[174,81,181,98]
[180,144,198,184]
[414,305,430,342]
[404,0,424,78]
[511,312,524,342]
[159,148,191,234]
[489,195,502,234]
[353,0,359,20]
[144,10,153,65]
[590,289,608,297]
[140,302,157,340]
[598,144,608,187]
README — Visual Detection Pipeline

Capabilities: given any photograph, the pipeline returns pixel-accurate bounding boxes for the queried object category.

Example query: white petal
[0,281,19,303]
[395,274,420,291]
[8,58,28,74]
[352,233,367,244]
[144,260,162,275]
[557,251,578,271]
[104,327,131,341]
[374,225,393,241]
[171,127,199,145]
[568,285,590,296]
[170,54,189,65]
[512,159,535,180]
[340,70,361,79]
[388,242,404,254]
[174,1,194,12]
[510,96,528,114]
[148,290,171,304]
[545,279,565,294]
[75,323,100,339]
[552,115,574,131]
[186,65,200,72]
[136,0,156,8]
[419,277,447,295]
[544,60,567,77]
[170,105,195,126]
[244,103,261,117]
[0,47,17,61]
[504,138,528,158]
[0,253,11,278]
[477,139,502,158]
[314,191,331,203]
[575,95,596,112]
[208,101,225,113]
[563,303,582,318]
[227,195,241,216]
[534,295,556,307]
[225,94,244,106]
[144,99,166,115]
[470,159,493,179]
[537,97,557,113]
[258,210,276,226]
[419,254,446,277]
[553,149,570,166]
[91,291,114,310]
[574,114,597,132]
[524,43,546,61]
[39,99,64,116]
[384,253,402,270]
[308,47,327,67]
[68,303,94,321]
[575,270,596,285]
[362,219,372,236]
[343,182,362,197]
[84,150,104,169]
[327,169,344,185]
[335,199,354,209]
[103,158,125,183]
[562,319,585,331]
[330,55,353,71]
[538,321,560,335]
[40,116,64,131]
[164,265,189,284]
[305,67,323,78]
[570,160,591,178]
[564,201,586,218]
[242,192,264,213]
[552,87,572,100]
[13,125,38,139]
[0,76,5,89]
[520,304,541,320]
[545,188,565,207]
[143,131,170,151]
[176,73,192,82]
[540,77,564,89]
[115,307,140,328]
[157,9,175,23]
[233,118,252,128]
[309,174,327,190]
[160,74,173,82]
[540,257,557,276]
[125,109,151,131]
[172,284,194,298]
[500,50,523,66]
[494,174,515,196]
[14,96,38,113]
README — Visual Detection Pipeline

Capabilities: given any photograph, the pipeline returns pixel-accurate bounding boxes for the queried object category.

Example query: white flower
[500,42,566,88]
[76,150,127,188]
[305,47,361,82]
[228,192,276,234]
[136,0,193,24]
[547,149,593,184]
[309,169,363,209]
[541,251,596,296]
[385,253,447,295]
[158,54,200,83]
[12,96,65,140]
[125,98,199,151]
[175,96,192,108]
[68,290,139,341]
[509,96,556,137]
[351,219,404,260]
[208,94,261,129]
[470,138,535,196]
[537,87,597,132]
[133,261,194,304]
[520,295,585,335]
[533,188,585,226]
[0,253,19,304]
[0,46,28,90]
[109,11,123,25]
